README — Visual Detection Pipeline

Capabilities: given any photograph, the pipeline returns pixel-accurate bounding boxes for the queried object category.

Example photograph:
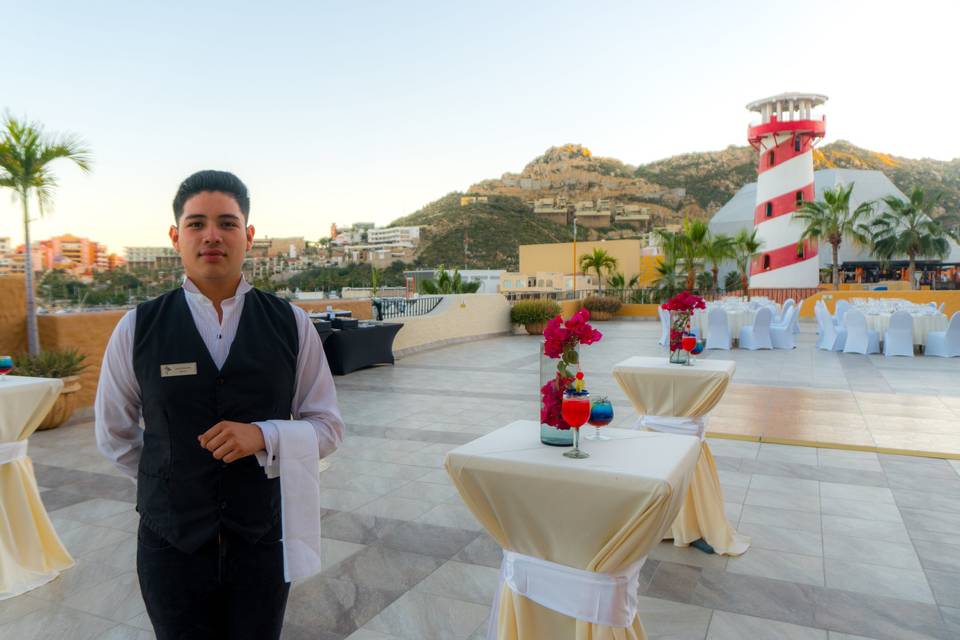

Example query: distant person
[95,170,343,640]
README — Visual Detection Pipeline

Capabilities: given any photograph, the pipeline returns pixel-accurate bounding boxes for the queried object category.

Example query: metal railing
[372,295,444,320]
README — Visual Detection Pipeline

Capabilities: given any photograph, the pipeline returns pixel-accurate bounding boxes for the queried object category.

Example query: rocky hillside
[391,142,958,269]
[390,193,584,271]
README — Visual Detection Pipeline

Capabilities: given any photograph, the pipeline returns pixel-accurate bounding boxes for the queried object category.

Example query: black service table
[321,322,404,375]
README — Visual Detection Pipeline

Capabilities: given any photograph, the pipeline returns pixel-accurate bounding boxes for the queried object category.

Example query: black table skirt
[320,323,404,375]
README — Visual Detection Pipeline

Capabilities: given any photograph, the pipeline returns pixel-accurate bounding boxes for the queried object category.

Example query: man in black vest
[95,170,344,639]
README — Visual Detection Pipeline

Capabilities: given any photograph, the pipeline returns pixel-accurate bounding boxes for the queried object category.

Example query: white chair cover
[705,308,731,350]
[792,299,803,334]
[835,299,851,327]
[658,307,670,347]
[771,306,798,350]
[843,309,880,354]
[815,302,847,351]
[778,299,795,325]
[925,311,960,357]
[739,307,773,350]
[883,311,914,357]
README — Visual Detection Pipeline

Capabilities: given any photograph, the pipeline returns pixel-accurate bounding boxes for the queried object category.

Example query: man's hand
[198,421,265,463]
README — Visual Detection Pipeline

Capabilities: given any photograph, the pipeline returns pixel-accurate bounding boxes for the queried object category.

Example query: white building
[367,226,421,245]
[125,246,179,263]
[0,237,11,254]
[458,269,505,294]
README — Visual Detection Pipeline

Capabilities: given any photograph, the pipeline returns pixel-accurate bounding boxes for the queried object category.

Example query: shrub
[582,296,623,315]
[13,348,89,378]
[510,299,561,325]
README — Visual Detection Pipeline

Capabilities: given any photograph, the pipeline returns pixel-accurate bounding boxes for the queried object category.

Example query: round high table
[0,376,75,600]
[612,356,750,557]
[445,420,701,639]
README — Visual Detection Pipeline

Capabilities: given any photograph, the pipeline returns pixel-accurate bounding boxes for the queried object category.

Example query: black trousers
[137,519,290,640]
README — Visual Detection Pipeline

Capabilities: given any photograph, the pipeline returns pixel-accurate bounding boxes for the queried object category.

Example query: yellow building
[499,271,597,295]
[518,239,663,288]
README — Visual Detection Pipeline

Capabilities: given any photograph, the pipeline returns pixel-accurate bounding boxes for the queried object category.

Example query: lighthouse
[746,93,827,289]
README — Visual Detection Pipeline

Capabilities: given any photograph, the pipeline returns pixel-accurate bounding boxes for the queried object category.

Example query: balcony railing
[372,295,444,320]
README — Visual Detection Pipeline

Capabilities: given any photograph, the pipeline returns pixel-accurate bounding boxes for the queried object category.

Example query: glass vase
[539,343,574,446]
[668,311,692,365]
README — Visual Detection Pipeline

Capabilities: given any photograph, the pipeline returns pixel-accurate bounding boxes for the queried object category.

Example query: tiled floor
[4,320,960,639]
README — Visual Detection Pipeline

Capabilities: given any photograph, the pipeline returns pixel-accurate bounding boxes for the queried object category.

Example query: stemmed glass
[681,335,697,365]
[561,389,591,459]
[0,355,13,380]
[584,396,613,441]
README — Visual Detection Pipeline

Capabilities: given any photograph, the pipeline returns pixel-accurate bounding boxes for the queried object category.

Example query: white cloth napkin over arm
[257,419,323,583]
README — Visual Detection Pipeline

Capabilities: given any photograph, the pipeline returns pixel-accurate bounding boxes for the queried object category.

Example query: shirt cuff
[253,420,279,468]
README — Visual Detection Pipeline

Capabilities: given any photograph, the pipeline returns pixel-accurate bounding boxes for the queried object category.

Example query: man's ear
[246,224,255,251]
[169,225,180,251]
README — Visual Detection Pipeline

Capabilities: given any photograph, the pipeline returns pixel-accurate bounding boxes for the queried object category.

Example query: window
[762,255,771,270]
[503,279,512,288]
[766,202,773,218]
[768,151,775,166]
[796,191,803,206]
[794,137,801,152]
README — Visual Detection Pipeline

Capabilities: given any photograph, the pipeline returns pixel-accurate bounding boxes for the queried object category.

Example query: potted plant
[13,348,89,430]
[581,295,622,321]
[510,299,562,335]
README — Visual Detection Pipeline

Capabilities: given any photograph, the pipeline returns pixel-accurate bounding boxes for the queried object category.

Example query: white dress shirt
[94,276,344,479]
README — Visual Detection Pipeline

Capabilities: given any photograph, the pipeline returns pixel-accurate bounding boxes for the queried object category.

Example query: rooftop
[7,320,960,639]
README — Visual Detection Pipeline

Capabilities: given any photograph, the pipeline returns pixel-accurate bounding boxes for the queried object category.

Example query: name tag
[160,362,198,377]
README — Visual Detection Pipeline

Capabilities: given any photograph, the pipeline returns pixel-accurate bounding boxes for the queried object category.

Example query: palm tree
[702,233,735,293]
[793,183,873,291]
[733,228,763,300]
[0,114,91,354]
[419,265,481,294]
[606,271,639,301]
[872,186,951,289]
[578,248,618,294]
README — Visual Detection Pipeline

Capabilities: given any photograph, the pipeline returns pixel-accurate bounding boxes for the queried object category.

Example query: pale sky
[2,0,957,254]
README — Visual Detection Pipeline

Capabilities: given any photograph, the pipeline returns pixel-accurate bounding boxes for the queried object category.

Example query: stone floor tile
[284,575,402,638]
[707,610,826,639]
[819,483,894,505]
[649,541,729,570]
[352,496,436,521]
[737,522,822,557]
[820,515,911,544]
[819,497,903,523]
[824,559,934,604]
[635,596,712,640]
[416,503,483,531]
[813,588,951,640]
[0,605,115,640]
[325,544,444,594]
[91,625,156,640]
[365,591,489,640]
[740,505,822,533]
[413,560,499,605]
[691,568,818,628]
[452,533,502,569]
[745,487,820,513]
[822,533,921,571]
[727,547,824,586]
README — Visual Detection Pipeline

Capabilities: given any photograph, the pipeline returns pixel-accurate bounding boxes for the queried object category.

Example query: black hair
[172,170,250,223]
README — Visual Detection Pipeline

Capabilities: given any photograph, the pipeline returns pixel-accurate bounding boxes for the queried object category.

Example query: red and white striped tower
[747,93,827,289]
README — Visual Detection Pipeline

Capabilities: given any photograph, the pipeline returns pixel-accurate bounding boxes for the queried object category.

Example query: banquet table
[860,312,947,346]
[612,356,749,557]
[0,376,75,600]
[445,420,700,640]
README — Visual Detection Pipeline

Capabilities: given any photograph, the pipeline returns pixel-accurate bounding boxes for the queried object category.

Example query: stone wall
[0,276,28,355]
[391,294,511,356]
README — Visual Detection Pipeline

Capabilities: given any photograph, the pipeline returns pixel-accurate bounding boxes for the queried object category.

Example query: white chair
[938,302,945,314]
[834,300,851,328]
[883,311,914,357]
[843,309,881,354]
[777,299,795,325]
[815,302,847,351]
[925,311,960,357]
[771,306,798,350]
[792,299,803,334]
[739,307,773,350]
[658,307,670,346]
[705,307,731,350]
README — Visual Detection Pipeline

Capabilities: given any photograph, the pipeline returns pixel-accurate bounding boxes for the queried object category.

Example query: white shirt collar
[182,274,252,305]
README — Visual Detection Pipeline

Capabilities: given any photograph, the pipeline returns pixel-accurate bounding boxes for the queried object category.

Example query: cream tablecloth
[612,357,749,556]
[863,312,947,346]
[445,420,700,640]
[0,376,74,600]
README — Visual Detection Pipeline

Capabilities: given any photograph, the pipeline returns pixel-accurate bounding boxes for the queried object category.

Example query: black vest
[133,287,298,553]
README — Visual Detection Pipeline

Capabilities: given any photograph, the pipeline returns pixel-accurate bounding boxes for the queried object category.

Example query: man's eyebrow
[182,213,243,220]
